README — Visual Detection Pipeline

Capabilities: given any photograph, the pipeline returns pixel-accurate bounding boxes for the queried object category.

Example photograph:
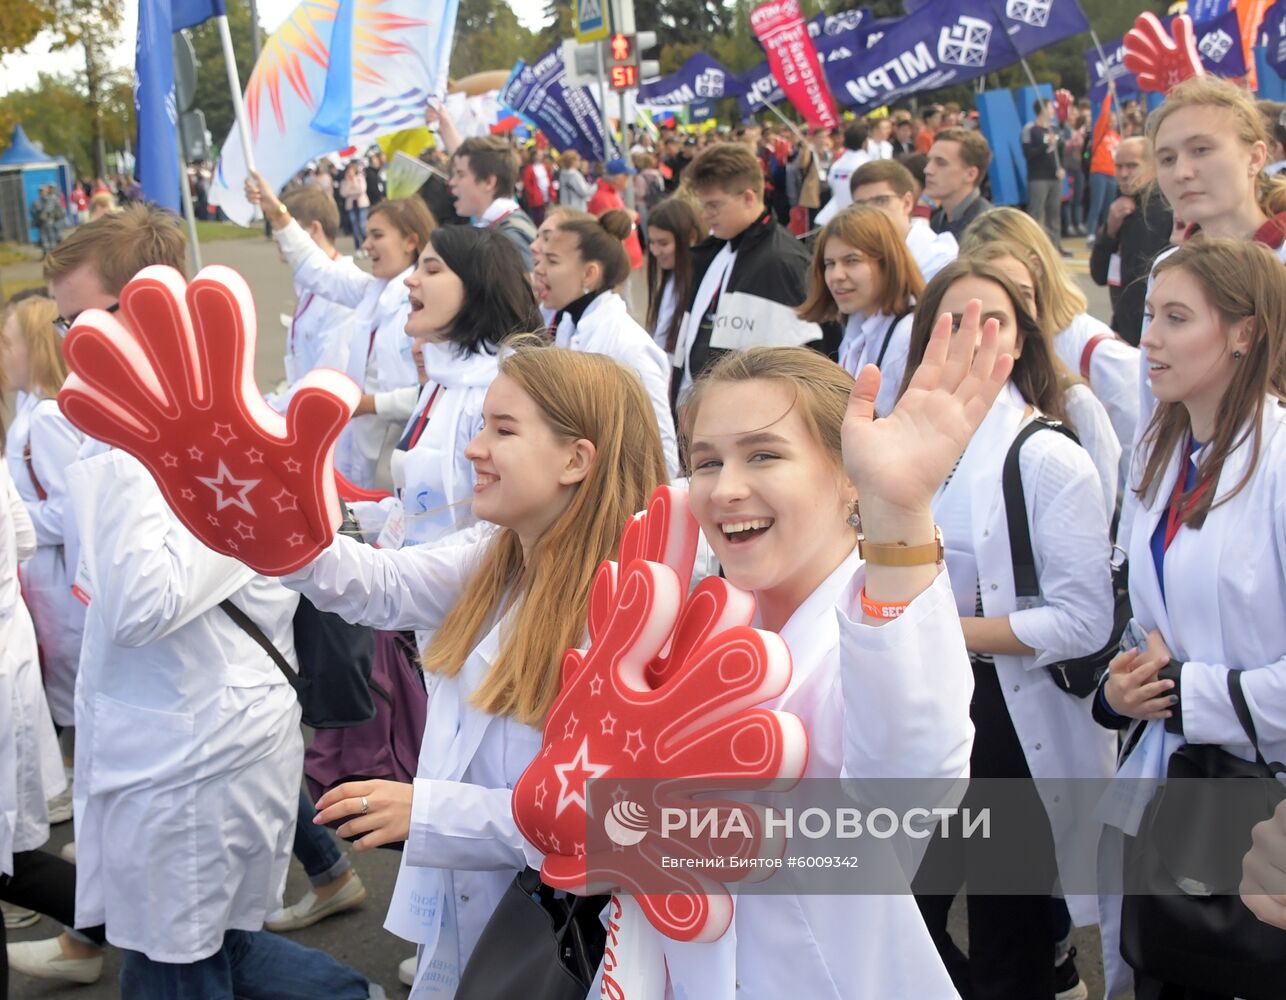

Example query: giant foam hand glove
[58,265,360,575]
[1123,12,1204,93]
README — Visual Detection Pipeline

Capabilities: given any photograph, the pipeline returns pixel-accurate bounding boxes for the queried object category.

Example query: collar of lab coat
[420,341,498,390]
[554,289,628,349]
[771,541,864,703]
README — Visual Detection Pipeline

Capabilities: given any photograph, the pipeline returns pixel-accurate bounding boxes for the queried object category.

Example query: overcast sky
[0,0,550,96]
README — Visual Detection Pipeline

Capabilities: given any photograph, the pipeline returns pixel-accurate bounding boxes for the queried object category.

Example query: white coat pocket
[89,692,196,794]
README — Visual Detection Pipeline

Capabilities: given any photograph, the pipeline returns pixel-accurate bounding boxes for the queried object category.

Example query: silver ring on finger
[360,795,370,816]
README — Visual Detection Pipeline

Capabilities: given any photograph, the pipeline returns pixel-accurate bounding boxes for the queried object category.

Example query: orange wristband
[860,588,909,620]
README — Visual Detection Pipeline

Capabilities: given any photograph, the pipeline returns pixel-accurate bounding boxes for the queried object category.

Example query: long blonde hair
[6,297,66,399]
[1136,239,1286,527]
[422,339,669,725]
[1146,75,1286,221]
[960,207,1087,332]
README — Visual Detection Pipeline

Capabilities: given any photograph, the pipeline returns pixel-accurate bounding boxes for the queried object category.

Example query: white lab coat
[1054,312,1140,468]
[905,220,958,283]
[554,291,680,476]
[275,218,417,490]
[284,530,543,998]
[5,391,86,726]
[934,384,1116,926]
[0,464,65,877]
[838,310,915,416]
[1097,398,1286,996]
[352,343,496,548]
[266,267,359,412]
[1064,383,1121,525]
[66,450,302,963]
[619,545,973,999]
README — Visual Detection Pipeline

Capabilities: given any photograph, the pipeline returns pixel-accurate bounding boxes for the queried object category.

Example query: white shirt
[905,219,958,282]
[555,291,679,475]
[838,310,915,416]
[267,256,360,412]
[651,273,678,353]
[815,148,872,227]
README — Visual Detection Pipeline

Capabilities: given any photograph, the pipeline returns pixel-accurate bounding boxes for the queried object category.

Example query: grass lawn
[195,220,263,241]
[0,242,39,267]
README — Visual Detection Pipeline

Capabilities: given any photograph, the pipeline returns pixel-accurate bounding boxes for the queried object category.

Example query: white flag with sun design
[210,0,458,225]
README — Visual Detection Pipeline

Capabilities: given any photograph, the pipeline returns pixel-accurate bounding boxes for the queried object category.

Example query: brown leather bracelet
[857,525,944,566]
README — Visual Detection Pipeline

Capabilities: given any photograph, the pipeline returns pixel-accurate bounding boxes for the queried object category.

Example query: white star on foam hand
[601,712,617,736]
[273,489,298,513]
[533,779,549,810]
[196,461,261,515]
[211,423,236,445]
[563,712,579,741]
[588,674,604,696]
[623,729,647,762]
[552,736,612,818]
[161,452,179,468]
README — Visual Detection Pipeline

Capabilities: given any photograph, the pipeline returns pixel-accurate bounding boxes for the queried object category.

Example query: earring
[846,500,861,530]
[582,286,591,296]
[1234,351,1244,360]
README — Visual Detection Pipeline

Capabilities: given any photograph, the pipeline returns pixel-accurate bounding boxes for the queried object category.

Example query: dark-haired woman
[1096,238,1286,1000]
[248,171,437,491]
[351,226,544,548]
[534,209,679,474]
[906,258,1116,1000]
[644,196,704,356]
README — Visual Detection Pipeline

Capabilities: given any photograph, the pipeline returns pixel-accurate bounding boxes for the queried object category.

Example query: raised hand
[512,487,808,944]
[1123,12,1204,93]
[58,265,360,576]
[843,300,1012,527]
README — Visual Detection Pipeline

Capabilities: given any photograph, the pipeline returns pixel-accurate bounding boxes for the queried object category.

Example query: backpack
[643,172,667,211]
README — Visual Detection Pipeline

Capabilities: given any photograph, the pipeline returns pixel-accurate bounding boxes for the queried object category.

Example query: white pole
[216,14,257,174]
[758,97,806,143]
[176,143,204,272]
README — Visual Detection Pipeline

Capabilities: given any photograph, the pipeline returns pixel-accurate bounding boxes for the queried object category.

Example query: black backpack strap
[1226,669,1285,775]
[874,308,913,368]
[218,598,301,692]
[1002,416,1080,600]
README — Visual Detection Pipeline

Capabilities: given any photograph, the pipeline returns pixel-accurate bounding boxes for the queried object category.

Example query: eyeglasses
[54,302,118,337]
[852,194,895,208]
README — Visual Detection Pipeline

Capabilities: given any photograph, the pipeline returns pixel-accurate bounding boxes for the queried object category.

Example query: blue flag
[500,48,607,162]
[638,53,747,107]
[1189,0,1231,23]
[171,0,225,31]
[312,0,355,135]
[1263,1,1286,76]
[991,0,1090,57]
[135,0,181,211]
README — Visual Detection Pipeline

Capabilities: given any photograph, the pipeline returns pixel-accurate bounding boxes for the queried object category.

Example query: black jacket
[1021,122,1063,182]
[1089,188,1173,347]
[677,210,837,392]
[930,189,993,242]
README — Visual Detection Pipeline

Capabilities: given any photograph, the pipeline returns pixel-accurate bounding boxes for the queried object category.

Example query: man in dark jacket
[673,143,836,399]
[1089,137,1173,346]
[926,128,994,241]
[1022,99,1068,256]
[364,151,386,206]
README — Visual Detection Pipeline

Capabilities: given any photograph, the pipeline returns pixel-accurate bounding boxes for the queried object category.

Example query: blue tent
[0,124,72,244]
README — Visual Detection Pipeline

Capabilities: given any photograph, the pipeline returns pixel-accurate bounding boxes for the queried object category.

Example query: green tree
[451,0,537,76]
[186,0,264,150]
[0,69,135,178]
[0,0,57,58]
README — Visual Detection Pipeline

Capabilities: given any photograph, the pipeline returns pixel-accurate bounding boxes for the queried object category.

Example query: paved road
[4,231,1121,999]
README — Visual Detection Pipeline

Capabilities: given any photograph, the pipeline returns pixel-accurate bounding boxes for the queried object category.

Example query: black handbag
[1120,670,1286,999]
[455,867,609,1000]
[220,595,376,729]
[1002,417,1131,697]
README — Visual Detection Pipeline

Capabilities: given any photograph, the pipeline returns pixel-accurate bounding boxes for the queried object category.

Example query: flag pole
[1088,27,1122,108]
[176,144,205,271]
[757,96,807,143]
[215,14,257,176]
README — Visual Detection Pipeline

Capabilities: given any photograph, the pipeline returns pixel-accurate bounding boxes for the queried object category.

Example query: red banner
[750,0,838,129]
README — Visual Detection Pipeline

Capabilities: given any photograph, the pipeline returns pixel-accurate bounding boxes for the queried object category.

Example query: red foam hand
[1123,12,1204,93]
[58,265,360,575]
[513,556,808,944]
[335,471,393,503]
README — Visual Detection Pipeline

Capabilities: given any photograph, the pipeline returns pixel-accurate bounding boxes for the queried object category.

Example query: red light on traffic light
[611,33,631,61]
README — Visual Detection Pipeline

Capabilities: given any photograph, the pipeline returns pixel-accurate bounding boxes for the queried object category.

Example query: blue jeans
[348,206,367,249]
[120,929,380,999]
[294,789,351,888]
[1086,172,1115,238]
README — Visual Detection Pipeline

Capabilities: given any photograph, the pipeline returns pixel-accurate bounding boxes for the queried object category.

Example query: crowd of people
[1,71,1285,1000]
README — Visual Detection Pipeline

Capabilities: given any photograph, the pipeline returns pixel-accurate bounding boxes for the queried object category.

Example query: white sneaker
[398,956,417,986]
[6,936,103,984]
[265,873,366,931]
[46,787,73,825]
[60,840,76,863]
[1,903,40,929]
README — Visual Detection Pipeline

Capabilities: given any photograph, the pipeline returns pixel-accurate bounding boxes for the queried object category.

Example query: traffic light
[603,31,658,92]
